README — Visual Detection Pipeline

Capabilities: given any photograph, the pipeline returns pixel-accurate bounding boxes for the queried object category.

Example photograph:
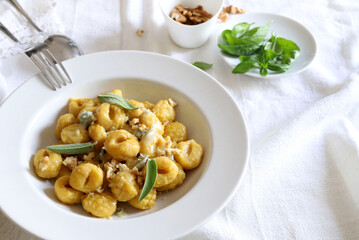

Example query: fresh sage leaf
[97,93,138,110]
[46,142,97,154]
[193,61,213,71]
[138,159,157,202]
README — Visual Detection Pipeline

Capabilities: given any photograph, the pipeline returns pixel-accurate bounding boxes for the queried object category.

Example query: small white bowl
[158,0,223,48]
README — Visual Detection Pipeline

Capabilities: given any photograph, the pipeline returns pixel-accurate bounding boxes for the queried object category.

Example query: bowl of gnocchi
[0,51,249,240]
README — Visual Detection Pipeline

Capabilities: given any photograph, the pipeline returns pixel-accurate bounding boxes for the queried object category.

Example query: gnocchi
[55,175,84,204]
[32,89,204,218]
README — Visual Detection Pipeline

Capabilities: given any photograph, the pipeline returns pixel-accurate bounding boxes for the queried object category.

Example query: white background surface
[1,0,359,239]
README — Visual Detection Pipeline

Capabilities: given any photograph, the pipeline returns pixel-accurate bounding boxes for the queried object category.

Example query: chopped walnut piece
[218,11,229,23]
[224,5,245,14]
[39,156,50,171]
[63,156,78,171]
[136,29,144,37]
[104,160,130,180]
[170,4,212,25]
[83,152,95,162]
[218,5,246,23]
[167,98,177,107]
[170,8,187,23]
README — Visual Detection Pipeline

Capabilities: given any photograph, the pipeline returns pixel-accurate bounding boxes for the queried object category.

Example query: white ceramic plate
[0,51,249,240]
[218,12,317,78]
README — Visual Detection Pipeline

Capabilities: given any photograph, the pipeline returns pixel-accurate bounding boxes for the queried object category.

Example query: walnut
[104,160,130,180]
[170,4,212,25]
[136,29,144,37]
[218,11,229,23]
[218,5,245,23]
[170,8,187,23]
[63,156,78,171]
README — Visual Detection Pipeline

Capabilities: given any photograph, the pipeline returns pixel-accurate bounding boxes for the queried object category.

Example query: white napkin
[2,0,359,239]
[0,0,63,57]
[0,65,6,104]
[0,0,63,103]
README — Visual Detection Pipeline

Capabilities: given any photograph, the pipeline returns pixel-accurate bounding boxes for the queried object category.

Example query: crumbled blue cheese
[135,153,149,170]
[116,207,127,218]
[78,110,94,128]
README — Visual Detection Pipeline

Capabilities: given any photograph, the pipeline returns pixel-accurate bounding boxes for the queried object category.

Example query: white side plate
[218,12,317,78]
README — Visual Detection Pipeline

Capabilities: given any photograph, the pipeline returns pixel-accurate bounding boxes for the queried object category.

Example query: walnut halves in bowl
[170,4,213,25]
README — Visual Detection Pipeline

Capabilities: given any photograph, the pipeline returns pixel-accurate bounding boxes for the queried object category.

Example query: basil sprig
[232,34,300,76]
[193,61,213,71]
[46,142,97,154]
[218,21,300,76]
[97,93,138,110]
[218,21,270,56]
[138,159,157,202]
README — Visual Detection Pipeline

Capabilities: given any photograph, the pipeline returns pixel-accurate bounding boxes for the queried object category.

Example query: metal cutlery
[5,0,83,62]
[0,23,71,90]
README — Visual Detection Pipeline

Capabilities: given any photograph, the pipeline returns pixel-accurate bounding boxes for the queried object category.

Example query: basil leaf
[221,29,232,43]
[97,93,138,110]
[267,62,290,72]
[226,21,271,45]
[232,22,253,37]
[273,37,300,64]
[221,21,300,77]
[138,159,157,202]
[46,142,96,154]
[232,61,260,74]
[218,42,262,56]
[193,61,213,71]
[260,68,268,76]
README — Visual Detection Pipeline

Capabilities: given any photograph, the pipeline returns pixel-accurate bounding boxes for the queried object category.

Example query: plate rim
[0,50,250,239]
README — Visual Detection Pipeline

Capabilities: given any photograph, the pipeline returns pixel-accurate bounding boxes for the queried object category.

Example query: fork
[0,23,71,90]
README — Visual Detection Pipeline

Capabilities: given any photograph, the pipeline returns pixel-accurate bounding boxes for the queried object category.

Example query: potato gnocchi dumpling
[163,121,188,143]
[109,172,139,201]
[61,123,90,144]
[34,149,62,178]
[97,103,127,131]
[153,99,176,124]
[175,139,204,170]
[104,130,140,160]
[82,192,117,218]
[32,89,204,218]
[55,113,78,139]
[69,163,104,193]
[157,162,186,192]
[144,156,179,188]
[69,98,95,117]
[128,188,157,210]
[55,175,84,204]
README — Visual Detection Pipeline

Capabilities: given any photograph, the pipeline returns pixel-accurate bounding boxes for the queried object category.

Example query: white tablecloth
[1,0,359,239]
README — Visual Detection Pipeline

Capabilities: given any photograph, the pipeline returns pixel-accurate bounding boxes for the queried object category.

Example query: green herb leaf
[193,61,213,71]
[97,93,138,110]
[232,22,254,38]
[218,42,262,56]
[221,21,300,77]
[225,21,271,46]
[46,142,97,154]
[138,159,157,202]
